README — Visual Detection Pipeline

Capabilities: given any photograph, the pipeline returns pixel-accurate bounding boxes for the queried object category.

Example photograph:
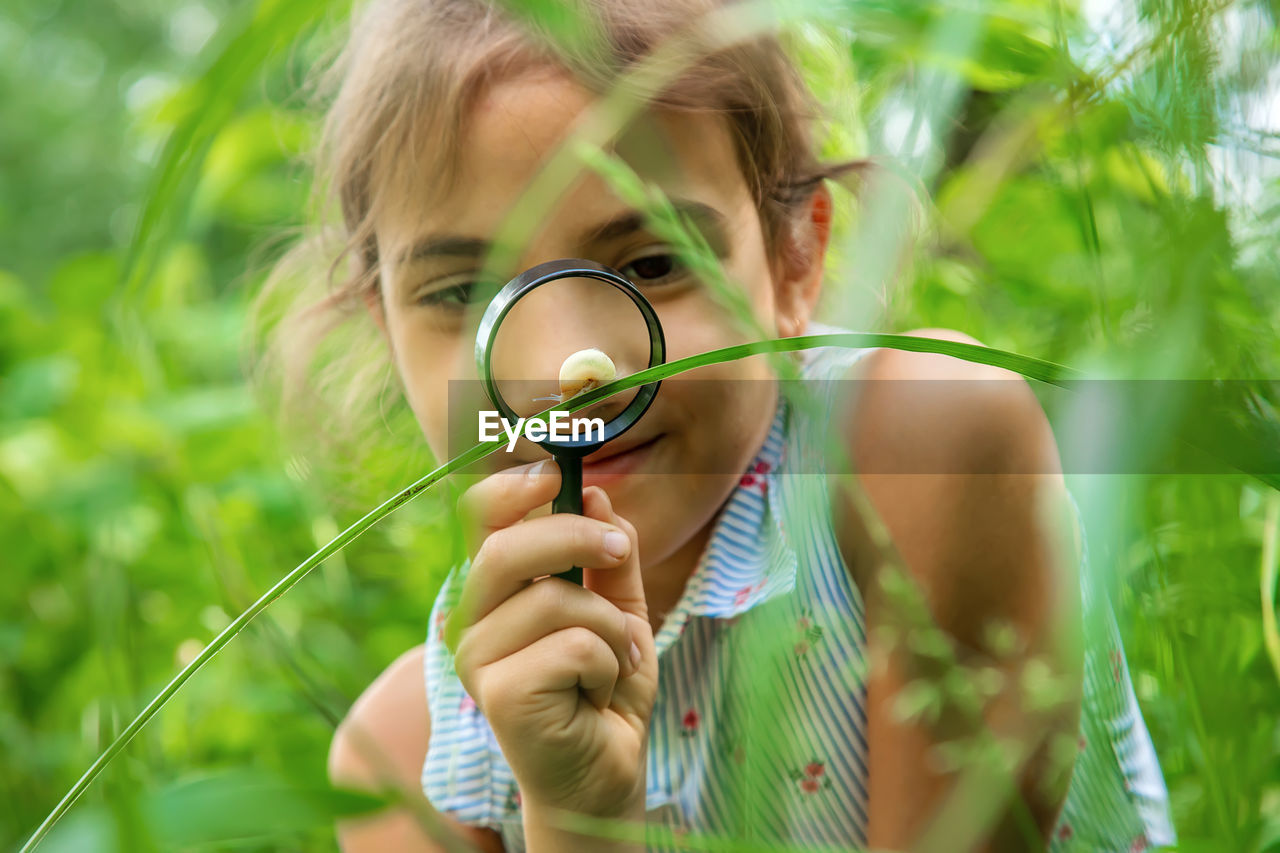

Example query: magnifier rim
[474,258,665,454]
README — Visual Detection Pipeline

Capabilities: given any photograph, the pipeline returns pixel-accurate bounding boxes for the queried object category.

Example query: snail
[533,347,617,403]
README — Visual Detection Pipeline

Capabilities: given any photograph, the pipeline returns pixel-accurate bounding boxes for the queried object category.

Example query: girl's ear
[773,183,833,338]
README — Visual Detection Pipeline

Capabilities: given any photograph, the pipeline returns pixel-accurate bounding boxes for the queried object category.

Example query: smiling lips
[498,432,660,486]
[582,435,660,487]
[582,433,655,464]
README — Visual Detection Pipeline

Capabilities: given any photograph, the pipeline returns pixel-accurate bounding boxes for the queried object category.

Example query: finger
[454,577,638,684]
[581,487,649,628]
[456,458,561,557]
[444,511,632,652]
[475,626,621,721]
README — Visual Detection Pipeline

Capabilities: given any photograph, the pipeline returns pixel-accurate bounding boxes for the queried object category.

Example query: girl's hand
[444,460,658,820]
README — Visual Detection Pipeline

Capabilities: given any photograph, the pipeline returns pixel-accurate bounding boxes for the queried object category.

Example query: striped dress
[422,331,1177,852]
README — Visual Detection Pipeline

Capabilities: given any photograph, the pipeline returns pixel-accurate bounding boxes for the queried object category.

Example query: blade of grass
[572,141,800,383]
[1052,0,1112,345]
[1150,544,1238,847]
[19,433,501,852]
[9,333,974,849]
[1262,491,1280,684]
[107,0,341,400]
[116,0,338,309]
[22,332,1277,849]
[557,804,867,852]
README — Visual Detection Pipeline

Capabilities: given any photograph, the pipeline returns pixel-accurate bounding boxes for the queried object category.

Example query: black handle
[550,453,584,586]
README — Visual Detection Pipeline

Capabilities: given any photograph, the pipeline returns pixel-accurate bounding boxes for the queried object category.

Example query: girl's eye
[416,280,490,310]
[620,252,684,286]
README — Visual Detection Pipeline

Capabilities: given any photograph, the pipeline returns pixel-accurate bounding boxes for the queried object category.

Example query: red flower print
[1110,649,1123,682]
[1057,823,1073,841]
[515,790,522,808]
[1129,834,1148,852]
[796,609,824,648]
[459,694,476,713]
[681,708,700,735]
[739,460,770,492]
[734,585,753,607]
[790,760,832,792]
[1078,735,1088,751]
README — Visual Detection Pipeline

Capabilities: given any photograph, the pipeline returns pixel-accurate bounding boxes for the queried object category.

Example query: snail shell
[558,347,617,399]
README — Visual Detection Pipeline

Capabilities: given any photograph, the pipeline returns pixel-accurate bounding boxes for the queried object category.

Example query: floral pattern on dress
[794,609,825,656]
[790,759,833,794]
[504,783,522,812]
[740,459,772,492]
[733,580,766,609]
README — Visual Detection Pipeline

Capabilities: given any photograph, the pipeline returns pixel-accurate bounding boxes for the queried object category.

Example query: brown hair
[251,0,868,482]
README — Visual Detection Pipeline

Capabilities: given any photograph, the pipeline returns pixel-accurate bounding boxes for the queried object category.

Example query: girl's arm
[328,645,507,853]
[829,328,1083,852]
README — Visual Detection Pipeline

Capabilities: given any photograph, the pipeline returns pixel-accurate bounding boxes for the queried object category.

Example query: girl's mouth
[582,435,661,488]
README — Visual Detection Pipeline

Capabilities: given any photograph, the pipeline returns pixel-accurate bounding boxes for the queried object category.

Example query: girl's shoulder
[811,323,1078,646]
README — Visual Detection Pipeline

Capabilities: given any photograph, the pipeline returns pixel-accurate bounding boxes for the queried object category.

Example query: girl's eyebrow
[398,235,490,264]
[581,200,729,251]
[396,200,730,267]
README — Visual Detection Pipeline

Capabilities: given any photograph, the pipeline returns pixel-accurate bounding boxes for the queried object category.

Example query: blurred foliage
[2,0,1278,850]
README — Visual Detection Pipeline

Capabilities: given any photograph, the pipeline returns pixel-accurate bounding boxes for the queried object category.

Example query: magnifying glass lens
[490,275,647,422]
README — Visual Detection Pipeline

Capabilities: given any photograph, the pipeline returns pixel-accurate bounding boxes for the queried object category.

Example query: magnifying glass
[475,258,666,586]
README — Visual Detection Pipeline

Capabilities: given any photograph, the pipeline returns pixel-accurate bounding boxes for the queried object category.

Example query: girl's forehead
[374,71,752,254]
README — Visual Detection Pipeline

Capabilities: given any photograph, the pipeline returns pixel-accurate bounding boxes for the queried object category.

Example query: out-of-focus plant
[4,0,1278,850]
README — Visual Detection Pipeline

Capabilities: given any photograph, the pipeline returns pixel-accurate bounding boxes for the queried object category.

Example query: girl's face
[370,70,823,573]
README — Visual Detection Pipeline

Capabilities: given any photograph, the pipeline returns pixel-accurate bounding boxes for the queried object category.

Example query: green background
[3,0,1278,849]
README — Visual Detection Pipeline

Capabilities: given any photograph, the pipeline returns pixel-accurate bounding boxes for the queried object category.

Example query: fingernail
[629,641,642,671]
[526,459,548,482]
[604,529,630,560]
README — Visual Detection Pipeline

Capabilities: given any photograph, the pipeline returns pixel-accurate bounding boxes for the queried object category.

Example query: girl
[265,0,1177,849]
